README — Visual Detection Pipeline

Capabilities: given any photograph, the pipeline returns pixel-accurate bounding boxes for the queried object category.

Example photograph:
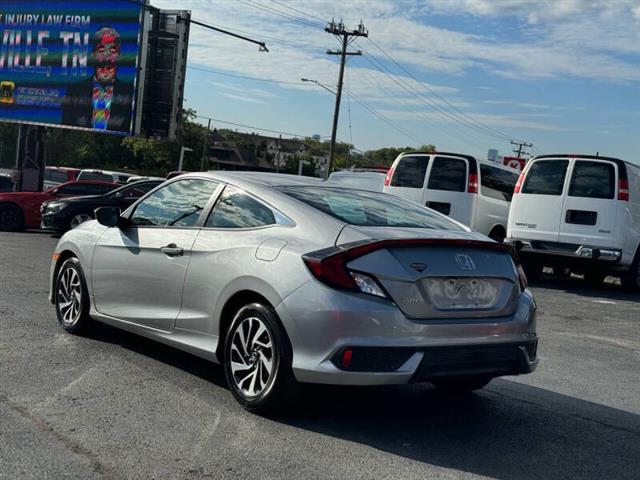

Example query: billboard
[0,1,146,135]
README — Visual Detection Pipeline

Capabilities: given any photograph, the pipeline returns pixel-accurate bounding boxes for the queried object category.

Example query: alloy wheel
[70,213,92,229]
[229,316,274,397]
[57,267,82,327]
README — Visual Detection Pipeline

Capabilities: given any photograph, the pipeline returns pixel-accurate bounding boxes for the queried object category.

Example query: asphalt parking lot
[1,231,639,479]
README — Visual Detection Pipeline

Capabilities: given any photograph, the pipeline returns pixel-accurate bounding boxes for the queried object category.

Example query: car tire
[432,375,493,394]
[0,202,25,232]
[54,257,91,334]
[223,302,298,414]
[488,227,506,243]
[621,260,640,292]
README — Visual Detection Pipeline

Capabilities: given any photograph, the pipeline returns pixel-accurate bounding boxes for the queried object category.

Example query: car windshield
[277,186,463,230]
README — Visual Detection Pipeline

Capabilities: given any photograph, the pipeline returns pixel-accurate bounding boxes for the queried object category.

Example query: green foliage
[362,144,436,167]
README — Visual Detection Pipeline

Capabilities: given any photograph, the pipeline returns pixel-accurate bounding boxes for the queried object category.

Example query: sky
[152,0,640,162]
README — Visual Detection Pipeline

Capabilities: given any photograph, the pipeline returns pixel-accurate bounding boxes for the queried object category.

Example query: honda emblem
[455,254,476,271]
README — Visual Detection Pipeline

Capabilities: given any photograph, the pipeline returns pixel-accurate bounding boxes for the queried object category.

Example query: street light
[301,78,337,96]
[178,146,194,171]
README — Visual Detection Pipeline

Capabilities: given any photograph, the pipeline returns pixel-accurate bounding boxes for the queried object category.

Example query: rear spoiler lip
[306,238,518,263]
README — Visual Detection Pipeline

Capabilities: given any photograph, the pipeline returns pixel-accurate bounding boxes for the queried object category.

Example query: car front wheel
[223,303,298,413]
[55,257,91,333]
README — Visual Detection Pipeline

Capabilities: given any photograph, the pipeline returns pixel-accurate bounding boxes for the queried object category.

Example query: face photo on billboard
[0,1,144,135]
[62,26,134,133]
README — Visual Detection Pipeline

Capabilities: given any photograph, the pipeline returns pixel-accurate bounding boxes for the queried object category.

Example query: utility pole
[275,134,282,173]
[200,118,212,171]
[325,19,368,178]
[511,140,533,158]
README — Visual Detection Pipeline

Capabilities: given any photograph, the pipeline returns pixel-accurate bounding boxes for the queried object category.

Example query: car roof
[180,171,325,190]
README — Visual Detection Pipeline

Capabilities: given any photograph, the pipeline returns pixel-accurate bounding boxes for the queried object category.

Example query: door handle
[161,243,184,257]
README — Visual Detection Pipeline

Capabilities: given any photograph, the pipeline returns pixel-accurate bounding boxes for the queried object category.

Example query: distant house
[206,130,329,175]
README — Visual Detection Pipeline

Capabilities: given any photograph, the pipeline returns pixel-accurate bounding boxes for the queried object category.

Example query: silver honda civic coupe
[49,171,538,412]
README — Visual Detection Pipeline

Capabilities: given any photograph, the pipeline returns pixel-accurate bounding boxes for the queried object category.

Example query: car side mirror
[95,206,122,228]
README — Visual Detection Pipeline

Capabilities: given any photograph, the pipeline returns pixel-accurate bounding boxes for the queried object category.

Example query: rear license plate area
[426,201,451,215]
[565,210,597,226]
[423,277,505,310]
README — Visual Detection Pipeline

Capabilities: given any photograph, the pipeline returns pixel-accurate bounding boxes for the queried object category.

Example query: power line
[345,90,428,146]
[350,56,487,151]
[194,115,315,139]
[187,65,312,86]
[266,0,327,23]
[511,140,533,158]
[355,52,495,149]
[363,38,516,142]
[236,0,324,29]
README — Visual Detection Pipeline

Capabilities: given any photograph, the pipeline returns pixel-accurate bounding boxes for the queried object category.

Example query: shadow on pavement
[85,321,640,479]
[530,273,638,302]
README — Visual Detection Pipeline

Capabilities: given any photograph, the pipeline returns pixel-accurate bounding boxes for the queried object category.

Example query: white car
[506,154,640,290]
[383,152,519,241]
[328,170,386,192]
[77,169,134,184]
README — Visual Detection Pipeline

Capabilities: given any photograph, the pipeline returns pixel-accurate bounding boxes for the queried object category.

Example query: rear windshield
[78,171,112,182]
[569,161,615,199]
[45,170,69,183]
[522,160,568,196]
[480,164,519,201]
[427,156,467,192]
[390,155,428,188]
[277,186,463,230]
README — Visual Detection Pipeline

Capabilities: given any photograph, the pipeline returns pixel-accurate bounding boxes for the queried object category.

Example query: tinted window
[480,164,519,202]
[522,160,568,195]
[569,161,615,199]
[57,183,115,195]
[206,186,276,229]
[113,181,161,199]
[131,179,219,227]
[390,156,428,188]
[45,170,69,183]
[278,186,463,230]
[428,157,467,192]
[0,176,14,192]
[77,171,113,182]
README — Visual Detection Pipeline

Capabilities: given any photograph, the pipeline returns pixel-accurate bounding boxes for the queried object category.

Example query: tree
[363,144,436,167]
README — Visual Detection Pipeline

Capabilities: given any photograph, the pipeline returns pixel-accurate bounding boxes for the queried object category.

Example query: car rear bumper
[278,281,538,385]
[505,237,630,272]
[505,238,621,262]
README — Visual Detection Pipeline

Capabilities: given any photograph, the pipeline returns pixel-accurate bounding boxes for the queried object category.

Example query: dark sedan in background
[41,180,163,232]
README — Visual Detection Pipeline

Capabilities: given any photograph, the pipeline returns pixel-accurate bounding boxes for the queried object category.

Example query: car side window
[130,179,219,227]
[206,186,276,229]
[57,183,113,195]
[118,182,160,199]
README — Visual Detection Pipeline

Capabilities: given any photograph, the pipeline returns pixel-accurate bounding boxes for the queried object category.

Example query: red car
[0,180,119,231]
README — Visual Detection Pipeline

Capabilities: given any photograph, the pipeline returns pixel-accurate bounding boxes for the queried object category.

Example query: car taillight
[303,249,388,298]
[517,263,528,290]
[384,167,394,187]
[619,178,629,201]
[468,173,478,193]
[514,172,525,194]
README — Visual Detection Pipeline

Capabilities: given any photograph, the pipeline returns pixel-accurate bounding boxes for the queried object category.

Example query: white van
[506,154,640,290]
[328,170,386,192]
[383,151,519,241]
